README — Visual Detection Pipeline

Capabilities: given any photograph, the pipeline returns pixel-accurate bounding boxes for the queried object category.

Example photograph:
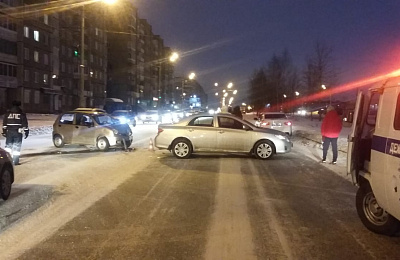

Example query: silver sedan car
[155,113,292,159]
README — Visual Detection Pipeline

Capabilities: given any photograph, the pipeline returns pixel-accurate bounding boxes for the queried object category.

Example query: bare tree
[303,41,337,94]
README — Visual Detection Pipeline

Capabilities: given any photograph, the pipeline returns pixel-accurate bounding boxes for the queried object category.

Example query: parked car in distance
[254,112,292,135]
[155,113,292,159]
[111,110,136,127]
[53,109,133,151]
[138,110,161,124]
[0,147,14,200]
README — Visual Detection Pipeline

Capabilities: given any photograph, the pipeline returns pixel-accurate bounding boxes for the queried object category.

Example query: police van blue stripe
[372,135,400,158]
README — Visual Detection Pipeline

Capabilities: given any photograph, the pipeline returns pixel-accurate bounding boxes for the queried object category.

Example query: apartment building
[0,0,21,114]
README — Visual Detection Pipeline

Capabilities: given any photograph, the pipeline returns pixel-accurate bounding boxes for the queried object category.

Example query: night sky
[134,0,400,107]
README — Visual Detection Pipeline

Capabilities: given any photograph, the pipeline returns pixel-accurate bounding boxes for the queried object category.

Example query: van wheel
[356,183,400,236]
[0,166,12,200]
[254,140,274,160]
[53,135,65,148]
[97,137,110,151]
[172,138,192,159]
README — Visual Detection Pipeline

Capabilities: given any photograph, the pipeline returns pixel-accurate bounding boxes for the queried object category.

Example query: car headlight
[275,134,287,140]
[113,129,119,135]
[119,117,128,124]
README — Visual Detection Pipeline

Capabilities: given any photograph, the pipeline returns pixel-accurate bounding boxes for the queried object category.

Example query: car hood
[106,124,131,135]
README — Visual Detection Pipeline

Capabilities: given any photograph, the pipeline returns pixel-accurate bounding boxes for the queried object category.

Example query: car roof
[66,110,107,115]
[73,108,106,113]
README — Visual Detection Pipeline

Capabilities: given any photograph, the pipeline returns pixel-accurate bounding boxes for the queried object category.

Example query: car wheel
[356,182,400,236]
[97,137,110,151]
[172,138,192,159]
[254,140,274,160]
[125,140,132,148]
[0,166,12,200]
[53,135,65,148]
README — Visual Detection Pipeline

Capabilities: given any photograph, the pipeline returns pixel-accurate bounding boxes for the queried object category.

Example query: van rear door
[347,91,365,184]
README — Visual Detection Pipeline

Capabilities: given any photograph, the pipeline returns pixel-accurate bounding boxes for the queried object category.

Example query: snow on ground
[0,114,56,136]
[0,113,353,182]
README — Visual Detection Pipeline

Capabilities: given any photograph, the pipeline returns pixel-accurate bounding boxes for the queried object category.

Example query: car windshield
[112,111,130,116]
[93,114,114,125]
[263,113,286,119]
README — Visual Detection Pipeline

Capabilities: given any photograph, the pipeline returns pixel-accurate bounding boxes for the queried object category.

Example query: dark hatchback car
[0,147,14,200]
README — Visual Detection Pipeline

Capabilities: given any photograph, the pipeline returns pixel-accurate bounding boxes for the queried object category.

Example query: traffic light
[74,46,80,57]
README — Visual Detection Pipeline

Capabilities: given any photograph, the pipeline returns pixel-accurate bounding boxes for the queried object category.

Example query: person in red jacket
[321,105,342,164]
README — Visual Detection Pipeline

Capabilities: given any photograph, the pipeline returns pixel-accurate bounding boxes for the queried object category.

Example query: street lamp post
[79,0,116,107]
[79,5,86,107]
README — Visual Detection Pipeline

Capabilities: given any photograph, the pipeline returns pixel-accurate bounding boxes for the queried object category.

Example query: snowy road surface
[1,117,400,259]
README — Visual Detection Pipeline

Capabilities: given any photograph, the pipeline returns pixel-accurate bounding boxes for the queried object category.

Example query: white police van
[348,76,400,236]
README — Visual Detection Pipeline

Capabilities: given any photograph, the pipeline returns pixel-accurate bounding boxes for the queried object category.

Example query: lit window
[24,26,29,37]
[43,74,48,84]
[34,30,39,41]
[43,14,48,25]
[34,51,39,62]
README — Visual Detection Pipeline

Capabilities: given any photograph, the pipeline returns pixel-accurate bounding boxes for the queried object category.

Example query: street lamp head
[223,89,226,93]
[283,94,287,98]
[227,82,233,89]
[215,92,218,96]
[224,93,228,97]
[321,84,327,90]
[295,91,300,96]
[188,72,196,80]
[233,90,237,95]
[103,0,117,4]
[214,82,218,87]
[169,52,179,62]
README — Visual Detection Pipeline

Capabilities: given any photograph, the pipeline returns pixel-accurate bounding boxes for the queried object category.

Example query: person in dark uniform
[2,101,29,165]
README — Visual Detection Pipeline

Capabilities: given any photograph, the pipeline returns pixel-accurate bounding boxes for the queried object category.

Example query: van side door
[383,90,400,219]
[347,91,365,184]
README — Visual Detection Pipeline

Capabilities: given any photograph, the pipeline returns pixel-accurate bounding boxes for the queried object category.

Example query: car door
[186,116,217,151]
[347,91,365,184]
[216,116,251,152]
[55,113,75,143]
[73,113,96,145]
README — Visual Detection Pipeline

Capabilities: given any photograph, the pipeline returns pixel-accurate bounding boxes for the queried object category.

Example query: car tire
[125,140,132,148]
[172,138,192,159]
[254,140,274,160]
[53,135,65,148]
[97,137,110,151]
[356,182,400,236]
[0,166,12,200]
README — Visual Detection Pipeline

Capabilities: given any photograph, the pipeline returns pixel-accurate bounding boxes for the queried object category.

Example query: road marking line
[205,159,256,260]
[248,160,293,259]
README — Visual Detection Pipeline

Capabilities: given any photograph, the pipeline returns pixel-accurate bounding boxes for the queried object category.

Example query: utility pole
[79,5,85,107]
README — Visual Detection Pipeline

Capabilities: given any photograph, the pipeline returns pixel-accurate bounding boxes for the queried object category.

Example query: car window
[75,113,93,126]
[188,116,214,127]
[263,113,286,119]
[59,113,74,124]
[218,116,246,130]
[93,114,114,125]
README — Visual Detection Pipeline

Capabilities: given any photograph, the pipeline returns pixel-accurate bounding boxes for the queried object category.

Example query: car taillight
[284,121,292,126]
[158,128,164,134]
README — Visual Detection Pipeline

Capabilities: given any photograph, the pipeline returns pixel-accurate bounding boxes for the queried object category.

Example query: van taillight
[158,128,164,134]
[285,121,292,126]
